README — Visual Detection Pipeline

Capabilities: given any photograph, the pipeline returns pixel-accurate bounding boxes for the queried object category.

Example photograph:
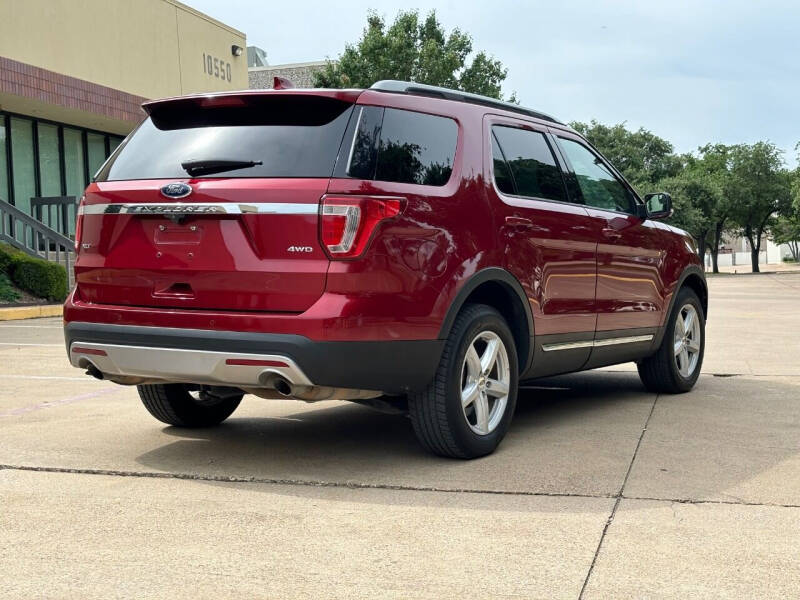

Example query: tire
[137,384,242,427]
[638,287,705,394]
[409,303,519,459]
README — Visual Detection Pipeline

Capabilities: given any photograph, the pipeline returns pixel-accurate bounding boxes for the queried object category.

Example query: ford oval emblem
[160,182,192,199]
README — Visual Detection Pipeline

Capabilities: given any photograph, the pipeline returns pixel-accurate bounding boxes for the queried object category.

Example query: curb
[0,304,63,321]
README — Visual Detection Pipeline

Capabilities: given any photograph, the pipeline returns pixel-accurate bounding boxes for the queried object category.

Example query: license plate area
[153,222,203,245]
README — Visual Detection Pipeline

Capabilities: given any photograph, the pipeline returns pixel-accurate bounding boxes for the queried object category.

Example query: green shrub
[0,243,24,275]
[0,243,67,301]
[12,256,68,302]
[0,272,20,302]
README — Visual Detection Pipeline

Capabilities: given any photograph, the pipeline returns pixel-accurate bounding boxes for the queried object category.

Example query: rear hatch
[75,91,360,312]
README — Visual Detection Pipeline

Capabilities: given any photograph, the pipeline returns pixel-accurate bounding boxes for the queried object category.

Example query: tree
[685,144,735,273]
[659,170,719,260]
[726,142,792,272]
[569,120,683,191]
[774,158,800,261]
[771,211,800,261]
[313,11,514,101]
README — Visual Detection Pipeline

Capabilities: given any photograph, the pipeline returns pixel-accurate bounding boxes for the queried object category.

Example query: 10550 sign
[203,53,232,82]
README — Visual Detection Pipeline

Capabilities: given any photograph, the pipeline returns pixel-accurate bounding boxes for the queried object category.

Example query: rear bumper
[65,322,443,394]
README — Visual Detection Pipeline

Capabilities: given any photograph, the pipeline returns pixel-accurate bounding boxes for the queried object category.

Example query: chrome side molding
[541,334,653,353]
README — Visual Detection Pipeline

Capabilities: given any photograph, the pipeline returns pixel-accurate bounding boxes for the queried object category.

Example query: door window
[491,126,567,202]
[557,137,635,214]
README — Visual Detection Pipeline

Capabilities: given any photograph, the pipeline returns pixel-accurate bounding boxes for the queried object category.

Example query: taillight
[320,195,404,259]
[74,195,86,253]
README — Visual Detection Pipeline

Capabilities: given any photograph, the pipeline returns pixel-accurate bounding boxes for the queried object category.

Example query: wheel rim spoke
[675,314,685,337]
[486,378,508,397]
[465,345,481,379]
[480,337,500,374]
[673,339,684,356]
[461,381,479,408]
[679,347,690,376]
[684,310,695,334]
[474,392,490,434]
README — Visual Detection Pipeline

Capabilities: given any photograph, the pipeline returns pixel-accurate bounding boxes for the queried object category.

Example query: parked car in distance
[64,81,707,458]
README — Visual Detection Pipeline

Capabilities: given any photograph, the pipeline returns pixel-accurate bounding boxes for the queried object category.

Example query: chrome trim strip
[68,342,313,387]
[542,334,653,352]
[592,334,654,348]
[81,202,319,216]
[541,340,594,352]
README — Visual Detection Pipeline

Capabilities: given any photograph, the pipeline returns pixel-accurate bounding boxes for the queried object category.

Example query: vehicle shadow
[135,370,800,508]
[135,370,661,503]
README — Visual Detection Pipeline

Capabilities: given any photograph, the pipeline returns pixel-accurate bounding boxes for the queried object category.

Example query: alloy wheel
[673,303,701,378]
[460,331,511,435]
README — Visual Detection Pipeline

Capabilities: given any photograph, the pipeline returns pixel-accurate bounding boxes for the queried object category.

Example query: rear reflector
[71,347,107,356]
[225,359,289,367]
[320,195,404,258]
[74,195,86,253]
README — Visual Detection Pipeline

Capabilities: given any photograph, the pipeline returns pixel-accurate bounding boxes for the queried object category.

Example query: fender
[650,263,708,351]
[437,267,535,374]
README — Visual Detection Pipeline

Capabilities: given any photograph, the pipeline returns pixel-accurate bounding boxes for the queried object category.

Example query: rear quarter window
[337,107,458,187]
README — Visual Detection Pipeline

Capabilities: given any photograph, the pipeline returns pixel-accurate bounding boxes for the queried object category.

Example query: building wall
[0,0,247,236]
[249,61,330,89]
[0,0,247,134]
[1,0,247,99]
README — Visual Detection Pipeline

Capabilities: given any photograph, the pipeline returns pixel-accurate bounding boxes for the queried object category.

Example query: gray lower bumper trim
[69,342,312,387]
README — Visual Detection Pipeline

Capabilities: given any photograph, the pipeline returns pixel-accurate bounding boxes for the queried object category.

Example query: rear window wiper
[181,158,263,177]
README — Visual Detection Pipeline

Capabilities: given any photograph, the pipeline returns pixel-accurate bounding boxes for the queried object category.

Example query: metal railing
[31,196,79,237]
[0,199,75,287]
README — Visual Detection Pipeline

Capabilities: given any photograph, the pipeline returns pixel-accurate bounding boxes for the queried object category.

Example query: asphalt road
[2,273,799,599]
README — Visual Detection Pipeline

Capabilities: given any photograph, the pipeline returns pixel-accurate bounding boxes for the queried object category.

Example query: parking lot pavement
[1,273,799,598]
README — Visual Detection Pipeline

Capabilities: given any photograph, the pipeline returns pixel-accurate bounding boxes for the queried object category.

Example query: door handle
[505,216,534,230]
[602,227,622,241]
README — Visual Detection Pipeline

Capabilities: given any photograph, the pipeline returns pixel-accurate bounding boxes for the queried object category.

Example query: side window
[491,126,567,202]
[557,137,636,214]
[491,133,515,195]
[375,108,457,186]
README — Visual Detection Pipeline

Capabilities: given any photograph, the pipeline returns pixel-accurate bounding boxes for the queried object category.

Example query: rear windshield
[96,95,355,181]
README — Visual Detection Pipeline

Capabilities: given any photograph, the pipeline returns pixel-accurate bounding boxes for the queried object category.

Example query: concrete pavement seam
[578,392,660,600]
[0,463,617,499]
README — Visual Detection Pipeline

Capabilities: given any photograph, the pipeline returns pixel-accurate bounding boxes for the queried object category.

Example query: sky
[187,0,800,166]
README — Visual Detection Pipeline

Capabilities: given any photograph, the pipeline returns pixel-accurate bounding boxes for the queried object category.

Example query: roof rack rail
[369,80,562,125]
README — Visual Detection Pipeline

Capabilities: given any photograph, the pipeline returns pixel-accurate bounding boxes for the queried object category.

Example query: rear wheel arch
[438,268,534,374]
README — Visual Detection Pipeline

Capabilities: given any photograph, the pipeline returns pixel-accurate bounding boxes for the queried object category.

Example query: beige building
[0,0,246,237]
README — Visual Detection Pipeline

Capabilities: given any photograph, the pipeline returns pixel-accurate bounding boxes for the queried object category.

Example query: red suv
[64,81,707,458]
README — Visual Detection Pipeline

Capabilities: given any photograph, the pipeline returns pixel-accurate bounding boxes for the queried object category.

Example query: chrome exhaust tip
[273,377,293,397]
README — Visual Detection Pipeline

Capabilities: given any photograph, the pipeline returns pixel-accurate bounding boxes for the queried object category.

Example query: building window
[63,128,86,198]
[37,123,61,197]
[10,117,36,218]
[0,111,126,235]
[0,118,8,203]
[87,132,107,180]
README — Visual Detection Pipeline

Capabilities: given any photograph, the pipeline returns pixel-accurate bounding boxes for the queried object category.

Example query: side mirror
[643,192,673,220]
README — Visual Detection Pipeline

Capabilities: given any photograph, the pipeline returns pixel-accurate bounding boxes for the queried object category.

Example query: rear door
[75,93,357,312]
[487,118,601,375]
